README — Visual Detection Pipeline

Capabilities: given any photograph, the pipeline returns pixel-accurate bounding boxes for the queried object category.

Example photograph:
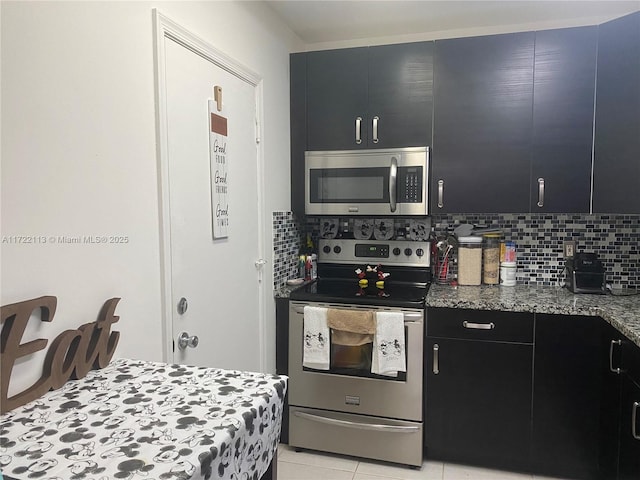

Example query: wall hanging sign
[209,93,229,239]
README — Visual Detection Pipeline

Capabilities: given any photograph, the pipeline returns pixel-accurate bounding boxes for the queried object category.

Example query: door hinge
[255,118,261,144]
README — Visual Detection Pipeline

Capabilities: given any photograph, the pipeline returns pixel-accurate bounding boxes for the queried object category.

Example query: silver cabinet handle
[609,339,622,374]
[433,343,439,375]
[355,116,362,145]
[389,156,398,213]
[372,116,379,144]
[537,177,545,208]
[294,410,420,433]
[437,179,444,208]
[178,332,199,349]
[463,321,495,330]
[633,402,640,440]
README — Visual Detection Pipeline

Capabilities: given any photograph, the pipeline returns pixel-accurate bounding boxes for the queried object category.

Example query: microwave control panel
[397,167,423,203]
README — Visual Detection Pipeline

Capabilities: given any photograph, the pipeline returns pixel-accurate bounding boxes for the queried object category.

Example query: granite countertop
[426,284,640,348]
[274,279,315,299]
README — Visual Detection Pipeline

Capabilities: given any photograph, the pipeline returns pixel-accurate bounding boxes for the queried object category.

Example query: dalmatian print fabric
[0,358,287,480]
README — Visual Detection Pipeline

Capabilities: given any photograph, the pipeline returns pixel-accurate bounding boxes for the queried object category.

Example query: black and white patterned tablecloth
[0,359,287,480]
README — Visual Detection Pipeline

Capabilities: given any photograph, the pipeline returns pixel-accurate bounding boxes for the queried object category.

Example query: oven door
[304,147,429,216]
[288,301,424,422]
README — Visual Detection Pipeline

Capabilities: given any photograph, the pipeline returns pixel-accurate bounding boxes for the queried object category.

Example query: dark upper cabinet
[593,11,640,214]
[290,53,307,214]
[432,32,535,213]
[306,47,369,151]
[306,42,433,151]
[366,42,434,149]
[531,26,597,213]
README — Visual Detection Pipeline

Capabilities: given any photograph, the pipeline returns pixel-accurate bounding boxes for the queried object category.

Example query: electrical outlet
[563,240,576,258]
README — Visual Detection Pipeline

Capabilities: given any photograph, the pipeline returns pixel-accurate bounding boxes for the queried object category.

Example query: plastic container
[457,236,483,285]
[500,262,517,286]
[483,233,501,285]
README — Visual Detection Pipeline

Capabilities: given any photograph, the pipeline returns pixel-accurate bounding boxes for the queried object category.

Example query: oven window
[304,328,408,382]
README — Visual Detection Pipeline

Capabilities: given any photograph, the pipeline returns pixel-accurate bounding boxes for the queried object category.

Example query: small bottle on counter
[483,233,501,285]
[504,241,517,263]
[500,262,517,286]
[298,255,306,278]
[457,236,483,286]
[310,254,318,279]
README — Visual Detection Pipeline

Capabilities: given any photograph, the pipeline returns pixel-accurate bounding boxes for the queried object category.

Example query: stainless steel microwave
[305,147,429,216]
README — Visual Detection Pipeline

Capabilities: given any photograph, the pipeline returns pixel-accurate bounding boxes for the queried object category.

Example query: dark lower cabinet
[532,314,604,480]
[424,308,639,480]
[599,322,625,480]
[618,337,640,480]
[275,297,289,443]
[425,308,534,471]
[618,377,640,480]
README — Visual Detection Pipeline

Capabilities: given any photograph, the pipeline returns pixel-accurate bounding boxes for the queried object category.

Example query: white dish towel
[303,306,330,370]
[372,311,406,377]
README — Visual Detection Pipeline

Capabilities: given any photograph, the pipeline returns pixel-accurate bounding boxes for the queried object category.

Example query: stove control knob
[333,246,342,254]
[393,247,401,256]
[404,248,413,256]
[323,245,331,254]
[416,248,424,257]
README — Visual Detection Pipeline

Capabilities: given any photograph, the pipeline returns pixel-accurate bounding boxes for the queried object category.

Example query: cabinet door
[432,32,534,213]
[599,321,624,480]
[425,337,533,471]
[367,42,433,148]
[306,47,368,151]
[290,53,307,213]
[531,26,597,213]
[618,377,640,480]
[593,12,640,214]
[532,314,604,479]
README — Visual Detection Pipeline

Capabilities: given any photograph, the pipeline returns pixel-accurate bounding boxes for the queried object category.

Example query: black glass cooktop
[289,278,429,308]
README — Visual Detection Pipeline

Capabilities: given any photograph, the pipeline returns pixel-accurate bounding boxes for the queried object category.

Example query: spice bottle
[500,262,517,286]
[457,236,483,286]
[482,233,501,285]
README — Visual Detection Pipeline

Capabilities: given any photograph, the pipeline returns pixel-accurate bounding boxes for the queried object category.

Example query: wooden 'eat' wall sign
[0,296,121,414]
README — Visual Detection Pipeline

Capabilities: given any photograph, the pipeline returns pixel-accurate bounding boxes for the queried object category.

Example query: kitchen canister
[457,236,483,285]
[482,233,501,285]
[500,261,517,286]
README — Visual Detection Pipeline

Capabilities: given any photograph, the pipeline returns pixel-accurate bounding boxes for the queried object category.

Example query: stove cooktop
[289,278,429,308]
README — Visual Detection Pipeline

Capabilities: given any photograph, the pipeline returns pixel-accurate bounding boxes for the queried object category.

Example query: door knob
[178,332,199,349]
[177,297,188,315]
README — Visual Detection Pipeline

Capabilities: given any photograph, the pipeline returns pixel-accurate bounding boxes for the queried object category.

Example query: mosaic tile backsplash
[273,212,639,290]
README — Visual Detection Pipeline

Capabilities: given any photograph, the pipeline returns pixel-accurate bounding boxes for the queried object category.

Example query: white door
[162,34,264,371]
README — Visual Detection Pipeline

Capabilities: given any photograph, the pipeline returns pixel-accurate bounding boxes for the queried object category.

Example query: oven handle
[294,411,420,433]
[292,305,422,323]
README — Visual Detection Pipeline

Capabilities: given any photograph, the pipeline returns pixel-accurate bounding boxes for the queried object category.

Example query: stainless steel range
[288,238,430,467]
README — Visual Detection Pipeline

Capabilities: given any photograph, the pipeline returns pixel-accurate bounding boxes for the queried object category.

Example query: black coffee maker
[565,252,607,294]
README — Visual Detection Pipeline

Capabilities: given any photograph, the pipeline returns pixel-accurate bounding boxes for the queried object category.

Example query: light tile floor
[277,444,570,480]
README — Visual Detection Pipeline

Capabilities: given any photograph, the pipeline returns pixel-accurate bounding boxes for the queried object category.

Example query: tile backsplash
[273,212,639,290]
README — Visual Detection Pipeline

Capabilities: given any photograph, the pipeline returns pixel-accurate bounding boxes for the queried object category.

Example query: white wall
[1,0,303,395]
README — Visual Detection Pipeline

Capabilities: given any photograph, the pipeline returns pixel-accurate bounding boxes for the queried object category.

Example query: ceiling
[264,0,640,47]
